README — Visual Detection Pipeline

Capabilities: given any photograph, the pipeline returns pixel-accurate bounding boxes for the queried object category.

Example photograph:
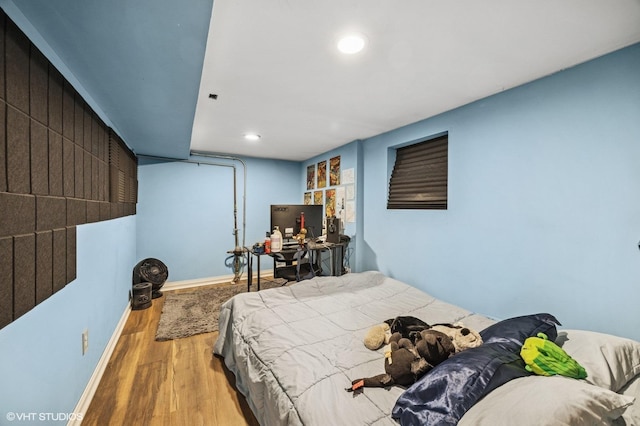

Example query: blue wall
[360,44,640,341]
[0,217,136,423]
[136,155,301,281]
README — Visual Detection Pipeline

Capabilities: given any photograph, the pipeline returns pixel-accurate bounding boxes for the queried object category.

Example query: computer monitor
[270,204,324,241]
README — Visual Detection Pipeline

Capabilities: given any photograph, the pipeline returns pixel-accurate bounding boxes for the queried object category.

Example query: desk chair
[272,246,319,282]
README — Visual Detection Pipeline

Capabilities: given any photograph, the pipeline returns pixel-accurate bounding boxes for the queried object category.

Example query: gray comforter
[213,271,494,425]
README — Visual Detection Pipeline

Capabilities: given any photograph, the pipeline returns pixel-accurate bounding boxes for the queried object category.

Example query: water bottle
[271,226,282,252]
[264,232,271,254]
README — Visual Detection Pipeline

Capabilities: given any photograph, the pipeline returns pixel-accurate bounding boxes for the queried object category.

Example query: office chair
[272,246,318,282]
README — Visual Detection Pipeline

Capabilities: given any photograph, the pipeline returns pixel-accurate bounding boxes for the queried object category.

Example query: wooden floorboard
[83,285,259,426]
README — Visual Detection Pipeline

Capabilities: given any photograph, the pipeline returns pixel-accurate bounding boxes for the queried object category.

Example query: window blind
[387,135,448,209]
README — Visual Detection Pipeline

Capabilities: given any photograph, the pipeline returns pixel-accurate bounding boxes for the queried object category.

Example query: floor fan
[132,258,169,299]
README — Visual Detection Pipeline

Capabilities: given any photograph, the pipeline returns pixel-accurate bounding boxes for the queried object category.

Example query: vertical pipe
[191,151,247,282]
[191,151,247,249]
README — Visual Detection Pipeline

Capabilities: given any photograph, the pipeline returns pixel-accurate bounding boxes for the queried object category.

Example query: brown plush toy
[415,328,456,364]
[347,330,455,393]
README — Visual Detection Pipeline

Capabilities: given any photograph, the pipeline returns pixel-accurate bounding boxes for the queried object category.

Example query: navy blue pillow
[480,313,561,346]
[392,313,560,426]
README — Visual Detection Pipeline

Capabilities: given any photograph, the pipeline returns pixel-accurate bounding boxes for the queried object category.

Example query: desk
[306,241,347,277]
[247,241,348,291]
[246,250,268,292]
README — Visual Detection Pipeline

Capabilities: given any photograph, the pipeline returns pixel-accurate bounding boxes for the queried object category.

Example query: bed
[213,271,640,425]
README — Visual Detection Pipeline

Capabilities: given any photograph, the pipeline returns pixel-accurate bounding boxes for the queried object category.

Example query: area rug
[155,278,287,341]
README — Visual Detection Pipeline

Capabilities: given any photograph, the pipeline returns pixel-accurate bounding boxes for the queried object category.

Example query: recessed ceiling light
[337,34,366,54]
[244,133,261,141]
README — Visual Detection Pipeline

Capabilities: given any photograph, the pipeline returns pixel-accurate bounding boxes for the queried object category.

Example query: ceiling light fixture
[337,33,366,54]
[244,133,261,141]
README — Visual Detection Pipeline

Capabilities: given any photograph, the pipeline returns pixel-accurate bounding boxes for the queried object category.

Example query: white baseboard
[162,269,275,291]
[69,304,131,426]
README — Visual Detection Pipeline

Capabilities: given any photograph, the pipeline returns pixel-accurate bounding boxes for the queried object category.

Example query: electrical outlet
[82,329,89,355]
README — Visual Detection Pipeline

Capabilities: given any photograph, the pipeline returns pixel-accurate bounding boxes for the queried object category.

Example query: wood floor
[82,284,259,426]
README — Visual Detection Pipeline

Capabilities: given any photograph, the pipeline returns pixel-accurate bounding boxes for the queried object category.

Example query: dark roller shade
[387,135,448,210]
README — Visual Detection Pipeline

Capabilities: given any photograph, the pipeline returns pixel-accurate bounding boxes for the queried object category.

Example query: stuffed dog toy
[348,329,455,393]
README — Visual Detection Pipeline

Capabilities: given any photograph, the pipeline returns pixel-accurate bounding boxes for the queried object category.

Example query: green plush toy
[520,332,587,379]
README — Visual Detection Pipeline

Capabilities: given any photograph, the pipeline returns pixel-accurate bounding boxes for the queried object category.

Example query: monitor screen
[270,204,324,241]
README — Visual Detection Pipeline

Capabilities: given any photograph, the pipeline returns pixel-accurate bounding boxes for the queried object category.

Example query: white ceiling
[8,0,640,162]
[191,0,640,161]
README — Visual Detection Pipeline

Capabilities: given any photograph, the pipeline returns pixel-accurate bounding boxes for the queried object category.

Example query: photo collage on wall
[304,155,356,226]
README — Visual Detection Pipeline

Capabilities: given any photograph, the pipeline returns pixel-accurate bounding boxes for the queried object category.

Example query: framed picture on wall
[314,190,323,205]
[329,155,340,186]
[304,192,312,205]
[325,188,336,217]
[317,160,327,188]
[306,164,315,190]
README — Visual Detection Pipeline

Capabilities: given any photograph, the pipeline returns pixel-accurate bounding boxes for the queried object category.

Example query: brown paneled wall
[0,10,138,329]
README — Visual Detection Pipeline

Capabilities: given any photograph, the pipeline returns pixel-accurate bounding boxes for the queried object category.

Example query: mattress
[214,271,640,425]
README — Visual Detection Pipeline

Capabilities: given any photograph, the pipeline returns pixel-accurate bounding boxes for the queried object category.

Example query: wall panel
[48,130,63,196]
[36,195,66,231]
[47,66,63,134]
[30,119,49,195]
[75,144,85,198]
[0,237,13,329]
[6,106,30,193]
[62,138,74,197]
[35,230,53,304]
[29,48,48,125]
[0,11,137,329]
[0,15,4,101]
[5,19,29,114]
[13,234,36,320]
[0,192,35,236]
[52,228,66,294]
[0,102,6,192]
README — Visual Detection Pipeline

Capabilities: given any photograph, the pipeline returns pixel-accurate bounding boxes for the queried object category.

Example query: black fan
[132,258,168,299]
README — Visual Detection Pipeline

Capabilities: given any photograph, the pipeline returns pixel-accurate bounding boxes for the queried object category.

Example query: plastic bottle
[271,226,282,253]
[264,232,271,254]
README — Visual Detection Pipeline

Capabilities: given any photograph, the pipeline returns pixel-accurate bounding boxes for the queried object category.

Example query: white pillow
[458,376,635,426]
[556,329,640,392]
